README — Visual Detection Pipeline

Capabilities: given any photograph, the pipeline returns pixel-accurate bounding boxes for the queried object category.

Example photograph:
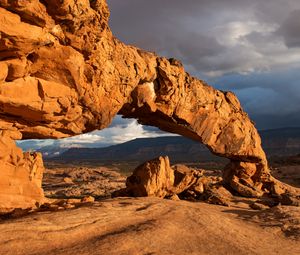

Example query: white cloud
[87,119,176,146]
[214,21,278,47]
[106,120,169,144]
[59,133,104,147]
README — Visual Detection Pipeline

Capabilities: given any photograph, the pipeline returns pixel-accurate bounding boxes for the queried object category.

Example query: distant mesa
[52,127,300,163]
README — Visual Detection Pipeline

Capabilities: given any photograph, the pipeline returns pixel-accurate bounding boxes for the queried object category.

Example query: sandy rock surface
[0,197,299,255]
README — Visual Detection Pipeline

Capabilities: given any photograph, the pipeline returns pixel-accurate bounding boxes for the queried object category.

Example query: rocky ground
[0,160,299,254]
[273,165,300,189]
[0,197,299,255]
[42,166,126,199]
[271,154,300,188]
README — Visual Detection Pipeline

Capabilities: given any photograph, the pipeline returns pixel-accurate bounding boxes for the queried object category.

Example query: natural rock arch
[0,0,293,209]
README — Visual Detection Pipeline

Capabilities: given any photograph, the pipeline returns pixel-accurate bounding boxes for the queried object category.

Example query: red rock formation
[126,156,175,198]
[0,0,289,208]
[0,130,44,209]
[125,156,205,198]
[123,156,233,206]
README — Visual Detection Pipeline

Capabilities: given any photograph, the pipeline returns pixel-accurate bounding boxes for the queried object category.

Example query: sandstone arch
[0,0,292,209]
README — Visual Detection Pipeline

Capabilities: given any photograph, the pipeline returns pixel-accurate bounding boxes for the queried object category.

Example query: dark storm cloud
[108,0,300,75]
[277,10,300,48]
[209,68,300,128]
[108,0,245,73]
[107,0,229,74]
[107,0,300,130]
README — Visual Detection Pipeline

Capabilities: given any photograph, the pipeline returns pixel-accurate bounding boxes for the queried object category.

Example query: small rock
[167,194,180,201]
[64,204,75,209]
[63,177,74,184]
[67,198,82,204]
[271,182,285,196]
[53,199,67,207]
[9,208,32,218]
[206,195,230,207]
[250,202,270,210]
[48,204,60,211]
[111,188,129,198]
[40,203,60,211]
[81,196,95,203]
[172,164,202,194]
[192,181,204,194]
[179,190,197,202]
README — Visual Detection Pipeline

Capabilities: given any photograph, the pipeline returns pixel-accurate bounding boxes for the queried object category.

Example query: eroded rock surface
[120,156,231,206]
[116,156,300,207]
[125,156,175,198]
[0,130,44,210]
[1,198,300,255]
[0,0,294,208]
[123,156,204,198]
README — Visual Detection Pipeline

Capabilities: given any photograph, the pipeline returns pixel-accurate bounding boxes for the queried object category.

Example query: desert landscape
[0,157,300,255]
[0,0,300,254]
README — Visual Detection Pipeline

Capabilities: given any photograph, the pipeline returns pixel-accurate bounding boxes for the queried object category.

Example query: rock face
[0,0,288,208]
[0,130,44,209]
[125,156,204,198]
[123,156,230,205]
[126,156,175,197]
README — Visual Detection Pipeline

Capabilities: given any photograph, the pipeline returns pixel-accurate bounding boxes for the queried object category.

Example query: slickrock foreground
[0,0,298,209]
[0,198,300,255]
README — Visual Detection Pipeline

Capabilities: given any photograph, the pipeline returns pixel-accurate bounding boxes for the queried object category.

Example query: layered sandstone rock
[118,156,238,207]
[126,156,175,198]
[124,156,204,198]
[0,130,44,210]
[0,0,292,208]
[123,156,228,204]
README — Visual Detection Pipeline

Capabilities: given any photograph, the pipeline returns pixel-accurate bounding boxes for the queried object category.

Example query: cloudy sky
[108,0,300,127]
[19,0,300,150]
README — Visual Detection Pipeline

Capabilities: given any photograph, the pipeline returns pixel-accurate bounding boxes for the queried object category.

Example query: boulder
[172,164,203,194]
[125,157,208,198]
[126,156,175,197]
